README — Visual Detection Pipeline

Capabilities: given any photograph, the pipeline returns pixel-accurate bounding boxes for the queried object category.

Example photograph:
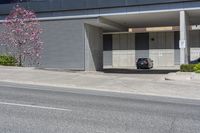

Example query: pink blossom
[0,5,43,66]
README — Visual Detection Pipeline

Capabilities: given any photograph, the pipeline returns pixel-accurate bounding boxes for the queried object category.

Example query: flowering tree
[0,5,43,66]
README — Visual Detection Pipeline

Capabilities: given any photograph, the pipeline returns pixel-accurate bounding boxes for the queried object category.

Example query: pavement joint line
[0,101,72,112]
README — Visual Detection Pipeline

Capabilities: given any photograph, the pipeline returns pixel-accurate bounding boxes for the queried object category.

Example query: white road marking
[0,101,72,112]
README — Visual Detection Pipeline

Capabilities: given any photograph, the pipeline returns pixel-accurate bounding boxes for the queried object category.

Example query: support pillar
[84,24,103,71]
[180,10,190,64]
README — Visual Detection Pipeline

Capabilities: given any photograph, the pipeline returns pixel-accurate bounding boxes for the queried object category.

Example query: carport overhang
[86,8,200,32]
[85,17,128,32]
[93,8,200,65]
[85,8,200,68]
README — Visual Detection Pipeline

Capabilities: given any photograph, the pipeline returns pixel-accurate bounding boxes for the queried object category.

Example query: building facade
[0,0,200,70]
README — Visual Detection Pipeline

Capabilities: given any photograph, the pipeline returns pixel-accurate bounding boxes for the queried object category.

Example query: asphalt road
[0,82,199,133]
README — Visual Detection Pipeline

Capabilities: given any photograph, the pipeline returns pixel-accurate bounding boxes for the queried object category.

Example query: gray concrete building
[0,0,200,71]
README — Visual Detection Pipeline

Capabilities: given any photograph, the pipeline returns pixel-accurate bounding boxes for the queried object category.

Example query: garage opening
[103,30,180,70]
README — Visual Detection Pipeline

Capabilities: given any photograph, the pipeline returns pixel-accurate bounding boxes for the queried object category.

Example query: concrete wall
[135,33,149,60]
[103,51,112,68]
[112,33,135,68]
[110,32,178,68]
[149,32,175,67]
[85,24,103,71]
[0,24,7,54]
[174,31,180,65]
[39,19,86,70]
[103,35,112,68]
[0,17,105,71]
[0,18,103,71]
[190,30,200,61]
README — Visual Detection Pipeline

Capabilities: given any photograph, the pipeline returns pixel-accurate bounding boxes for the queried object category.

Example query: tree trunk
[18,42,23,67]
[19,54,22,67]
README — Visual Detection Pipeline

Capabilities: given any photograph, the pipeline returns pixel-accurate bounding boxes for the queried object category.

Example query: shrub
[0,55,17,66]
[180,64,196,72]
[194,64,200,73]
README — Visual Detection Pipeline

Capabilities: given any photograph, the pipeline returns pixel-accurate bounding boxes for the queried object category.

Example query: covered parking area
[90,9,200,69]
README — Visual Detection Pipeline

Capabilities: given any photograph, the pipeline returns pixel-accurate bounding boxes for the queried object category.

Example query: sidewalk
[0,66,200,100]
[165,72,200,81]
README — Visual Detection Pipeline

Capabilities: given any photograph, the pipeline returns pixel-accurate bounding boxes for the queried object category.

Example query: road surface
[0,82,199,133]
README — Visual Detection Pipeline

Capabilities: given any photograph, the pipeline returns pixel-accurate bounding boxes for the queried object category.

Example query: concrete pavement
[165,72,200,81]
[0,66,200,100]
[0,83,200,133]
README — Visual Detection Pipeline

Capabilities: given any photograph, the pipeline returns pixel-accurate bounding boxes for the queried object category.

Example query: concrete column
[180,10,190,64]
[84,24,103,71]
